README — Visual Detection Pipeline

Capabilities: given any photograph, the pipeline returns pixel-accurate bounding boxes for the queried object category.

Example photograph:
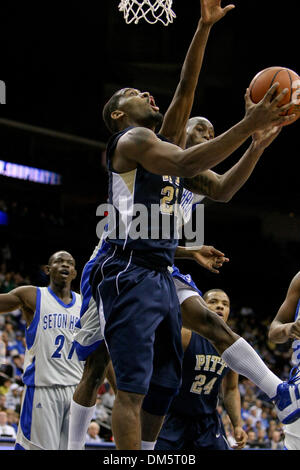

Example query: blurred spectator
[0,332,6,364]
[3,319,16,342]
[0,393,6,411]
[267,420,281,440]
[0,272,16,293]
[101,386,115,410]
[256,428,271,449]
[93,395,109,424]
[10,353,24,381]
[244,430,259,449]
[0,377,13,395]
[85,421,103,445]
[240,399,251,422]
[5,383,22,410]
[253,400,263,419]
[7,331,26,356]
[0,331,9,360]
[0,410,17,439]
[260,410,271,430]
[270,430,285,450]
[243,416,255,434]
[5,408,19,433]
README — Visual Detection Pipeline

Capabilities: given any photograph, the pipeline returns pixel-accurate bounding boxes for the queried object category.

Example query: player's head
[46,251,77,287]
[102,88,163,133]
[186,117,215,148]
[203,289,230,322]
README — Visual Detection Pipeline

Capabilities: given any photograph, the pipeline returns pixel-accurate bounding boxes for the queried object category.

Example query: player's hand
[200,0,235,26]
[289,318,300,340]
[231,426,248,450]
[191,245,229,273]
[244,84,297,130]
[252,125,282,150]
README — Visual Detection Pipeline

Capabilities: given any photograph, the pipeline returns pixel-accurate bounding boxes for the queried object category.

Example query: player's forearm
[268,321,294,344]
[175,246,203,260]
[160,20,212,143]
[178,19,211,95]
[215,141,263,202]
[179,118,255,177]
[223,390,243,428]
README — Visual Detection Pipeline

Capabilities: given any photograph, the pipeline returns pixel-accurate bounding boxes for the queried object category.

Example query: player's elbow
[268,325,276,342]
[268,324,283,343]
[213,192,233,203]
[210,177,233,202]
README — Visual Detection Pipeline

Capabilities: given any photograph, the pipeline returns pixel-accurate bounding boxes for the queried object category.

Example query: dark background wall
[0,0,299,317]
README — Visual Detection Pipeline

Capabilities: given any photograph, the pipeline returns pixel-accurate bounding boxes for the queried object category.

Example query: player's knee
[82,343,110,386]
[204,309,239,351]
[116,390,145,413]
[142,383,179,416]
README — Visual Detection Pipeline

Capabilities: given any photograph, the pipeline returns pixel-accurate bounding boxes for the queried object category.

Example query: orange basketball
[249,66,300,126]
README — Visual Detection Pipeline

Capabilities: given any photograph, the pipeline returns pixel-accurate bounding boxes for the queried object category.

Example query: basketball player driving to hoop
[69,0,297,451]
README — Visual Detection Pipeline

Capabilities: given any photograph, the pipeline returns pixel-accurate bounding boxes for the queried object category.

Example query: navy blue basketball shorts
[155,411,230,450]
[90,246,183,395]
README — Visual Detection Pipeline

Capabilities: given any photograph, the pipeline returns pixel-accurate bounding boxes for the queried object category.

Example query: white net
[118,0,176,26]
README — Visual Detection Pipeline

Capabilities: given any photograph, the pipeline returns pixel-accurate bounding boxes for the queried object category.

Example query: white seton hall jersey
[179,188,205,227]
[291,300,300,367]
[23,287,84,387]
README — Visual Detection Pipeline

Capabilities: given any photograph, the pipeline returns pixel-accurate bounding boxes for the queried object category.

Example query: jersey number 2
[190,374,217,395]
[52,335,75,359]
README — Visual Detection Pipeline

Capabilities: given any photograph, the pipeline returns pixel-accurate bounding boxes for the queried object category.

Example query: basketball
[249,66,300,126]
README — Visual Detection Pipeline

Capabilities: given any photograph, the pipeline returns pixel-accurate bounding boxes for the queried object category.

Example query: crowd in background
[0,247,293,450]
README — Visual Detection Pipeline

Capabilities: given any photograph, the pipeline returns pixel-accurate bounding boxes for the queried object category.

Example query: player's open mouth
[149,96,159,112]
[60,270,70,276]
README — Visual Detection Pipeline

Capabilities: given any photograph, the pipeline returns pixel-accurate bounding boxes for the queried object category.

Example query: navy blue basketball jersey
[169,332,229,417]
[105,127,182,265]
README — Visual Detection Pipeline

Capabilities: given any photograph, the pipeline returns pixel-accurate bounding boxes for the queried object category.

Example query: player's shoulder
[12,284,37,297]
[118,126,158,148]
[289,271,300,291]
[10,285,38,312]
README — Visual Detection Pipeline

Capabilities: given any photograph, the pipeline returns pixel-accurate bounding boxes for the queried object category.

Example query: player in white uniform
[0,251,84,450]
[269,271,300,450]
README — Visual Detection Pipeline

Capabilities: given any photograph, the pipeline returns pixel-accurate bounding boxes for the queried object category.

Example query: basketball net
[118,0,176,26]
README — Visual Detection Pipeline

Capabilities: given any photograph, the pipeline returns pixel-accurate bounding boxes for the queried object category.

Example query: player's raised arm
[159,0,235,147]
[114,86,296,177]
[0,286,36,324]
[269,272,300,344]
[183,125,282,202]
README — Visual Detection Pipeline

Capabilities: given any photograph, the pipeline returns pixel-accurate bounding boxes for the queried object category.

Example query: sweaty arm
[183,126,282,202]
[114,123,259,177]
[160,1,235,147]
[269,272,300,344]
[0,286,37,326]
